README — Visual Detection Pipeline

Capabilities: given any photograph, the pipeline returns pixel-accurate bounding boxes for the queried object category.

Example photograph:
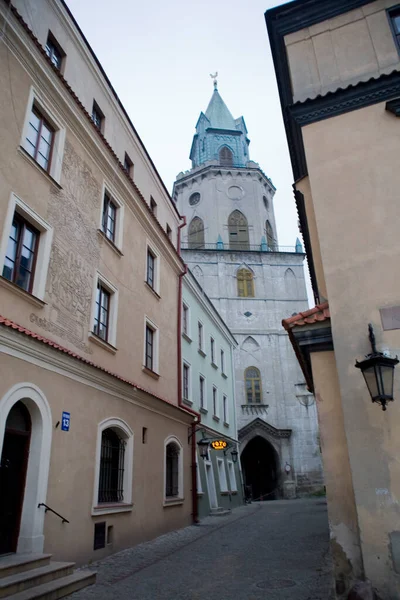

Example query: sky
[65,0,312,305]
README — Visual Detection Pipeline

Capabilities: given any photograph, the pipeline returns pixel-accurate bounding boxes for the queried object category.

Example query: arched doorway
[241,436,279,501]
[0,402,31,554]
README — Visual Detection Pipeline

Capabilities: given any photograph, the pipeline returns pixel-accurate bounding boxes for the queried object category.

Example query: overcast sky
[65,0,312,305]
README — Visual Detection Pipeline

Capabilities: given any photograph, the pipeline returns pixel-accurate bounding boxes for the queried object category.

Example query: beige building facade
[267,1,400,598]
[0,0,196,567]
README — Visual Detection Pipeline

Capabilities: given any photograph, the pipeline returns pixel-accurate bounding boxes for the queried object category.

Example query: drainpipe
[177,217,201,524]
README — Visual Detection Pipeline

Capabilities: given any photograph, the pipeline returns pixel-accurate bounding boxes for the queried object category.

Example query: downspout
[177,217,201,524]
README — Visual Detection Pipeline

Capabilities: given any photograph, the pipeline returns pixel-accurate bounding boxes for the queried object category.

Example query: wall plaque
[380,306,400,331]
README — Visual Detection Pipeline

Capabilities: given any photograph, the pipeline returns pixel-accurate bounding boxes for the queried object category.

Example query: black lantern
[231,449,239,464]
[197,438,210,459]
[355,324,399,411]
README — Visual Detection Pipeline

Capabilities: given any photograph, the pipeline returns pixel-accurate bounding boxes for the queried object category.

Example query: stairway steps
[0,562,75,598]
[7,570,96,600]
[0,555,52,580]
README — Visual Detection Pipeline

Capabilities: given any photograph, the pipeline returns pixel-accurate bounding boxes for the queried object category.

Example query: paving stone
[70,499,333,600]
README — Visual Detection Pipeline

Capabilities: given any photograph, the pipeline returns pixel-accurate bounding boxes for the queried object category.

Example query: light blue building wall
[181,269,243,517]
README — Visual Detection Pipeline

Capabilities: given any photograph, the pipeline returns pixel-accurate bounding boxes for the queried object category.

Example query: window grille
[98,428,126,503]
[166,442,180,497]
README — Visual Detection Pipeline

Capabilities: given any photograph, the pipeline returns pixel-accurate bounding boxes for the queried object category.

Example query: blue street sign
[61,411,70,432]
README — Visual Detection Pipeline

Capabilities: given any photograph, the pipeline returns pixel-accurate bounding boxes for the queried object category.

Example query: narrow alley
[70,499,333,600]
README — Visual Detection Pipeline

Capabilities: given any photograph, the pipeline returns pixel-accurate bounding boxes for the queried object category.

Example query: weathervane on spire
[210,72,218,89]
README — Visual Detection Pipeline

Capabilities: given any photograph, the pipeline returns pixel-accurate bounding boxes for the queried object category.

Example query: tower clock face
[189,192,200,206]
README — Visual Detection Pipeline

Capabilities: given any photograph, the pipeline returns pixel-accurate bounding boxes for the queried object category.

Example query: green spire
[204,88,236,130]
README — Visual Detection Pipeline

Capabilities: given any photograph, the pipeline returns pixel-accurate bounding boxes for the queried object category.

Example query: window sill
[92,503,133,516]
[0,276,46,308]
[182,397,193,407]
[18,146,62,189]
[97,229,123,257]
[198,349,206,358]
[182,332,192,343]
[221,372,228,379]
[223,421,230,428]
[231,491,238,495]
[199,407,208,415]
[212,415,220,423]
[197,492,205,497]
[220,491,230,496]
[89,332,118,354]
[163,497,184,507]
[142,365,160,379]
[144,281,161,300]
[211,362,218,370]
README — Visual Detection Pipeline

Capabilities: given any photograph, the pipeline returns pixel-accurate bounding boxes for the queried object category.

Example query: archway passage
[241,436,279,501]
[0,401,31,554]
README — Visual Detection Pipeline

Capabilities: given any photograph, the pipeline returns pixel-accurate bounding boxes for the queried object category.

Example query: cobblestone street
[70,498,333,600]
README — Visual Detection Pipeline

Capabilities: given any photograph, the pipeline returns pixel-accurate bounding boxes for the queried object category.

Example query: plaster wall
[10,0,179,244]
[301,101,400,597]
[284,0,400,103]
[0,349,193,566]
[0,26,182,403]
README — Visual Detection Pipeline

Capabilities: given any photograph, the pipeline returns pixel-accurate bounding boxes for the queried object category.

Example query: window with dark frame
[92,100,104,131]
[150,196,157,215]
[223,395,228,423]
[389,6,400,52]
[2,213,39,293]
[182,304,188,335]
[211,337,215,364]
[25,107,54,172]
[123,152,133,177]
[221,349,225,373]
[98,428,126,503]
[146,249,155,289]
[45,32,64,71]
[145,325,154,371]
[213,386,217,416]
[198,322,203,351]
[183,364,189,399]
[200,376,205,409]
[166,224,172,240]
[93,282,110,342]
[102,191,117,243]
[165,442,180,497]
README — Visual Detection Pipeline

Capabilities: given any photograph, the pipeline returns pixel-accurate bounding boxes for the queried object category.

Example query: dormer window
[219,147,233,166]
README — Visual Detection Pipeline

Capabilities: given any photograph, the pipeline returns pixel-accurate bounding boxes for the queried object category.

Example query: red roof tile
[282,302,330,330]
[0,315,190,415]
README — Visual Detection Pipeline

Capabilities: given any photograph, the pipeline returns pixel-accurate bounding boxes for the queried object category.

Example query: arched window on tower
[188,217,205,249]
[266,220,276,250]
[228,210,249,250]
[245,367,262,404]
[219,146,233,166]
[237,268,255,298]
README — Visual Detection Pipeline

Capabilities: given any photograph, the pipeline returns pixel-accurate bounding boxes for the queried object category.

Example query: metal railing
[181,242,300,253]
[38,503,69,523]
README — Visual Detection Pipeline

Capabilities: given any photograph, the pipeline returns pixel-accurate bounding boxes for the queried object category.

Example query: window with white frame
[211,337,216,365]
[144,318,159,373]
[199,375,206,410]
[92,418,133,515]
[223,395,228,424]
[212,386,218,417]
[164,436,183,501]
[145,243,160,294]
[198,321,204,352]
[21,89,66,183]
[221,349,225,373]
[183,362,190,401]
[91,274,118,347]
[100,188,124,250]
[182,303,189,336]
[217,457,228,492]
[0,194,53,300]
[227,460,237,492]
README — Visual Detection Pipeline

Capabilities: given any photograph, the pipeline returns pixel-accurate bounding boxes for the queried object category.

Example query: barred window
[166,442,180,498]
[98,428,126,503]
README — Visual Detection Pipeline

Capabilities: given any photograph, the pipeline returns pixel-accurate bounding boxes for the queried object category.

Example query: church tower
[173,81,323,499]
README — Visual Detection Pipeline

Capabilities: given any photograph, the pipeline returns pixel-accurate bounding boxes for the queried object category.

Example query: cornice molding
[238,417,292,441]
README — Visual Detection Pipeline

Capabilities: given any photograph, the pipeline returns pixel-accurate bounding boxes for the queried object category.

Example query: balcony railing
[181,242,300,253]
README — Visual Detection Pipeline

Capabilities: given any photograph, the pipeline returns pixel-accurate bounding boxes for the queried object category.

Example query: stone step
[8,570,96,600]
[0,562,75,598]
[210,508,231,516]
[0,555,52,580]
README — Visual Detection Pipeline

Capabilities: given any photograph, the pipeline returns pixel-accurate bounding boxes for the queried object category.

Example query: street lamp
[197,438,210,459]
[355,324,399,411]
[231,449,239,464]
